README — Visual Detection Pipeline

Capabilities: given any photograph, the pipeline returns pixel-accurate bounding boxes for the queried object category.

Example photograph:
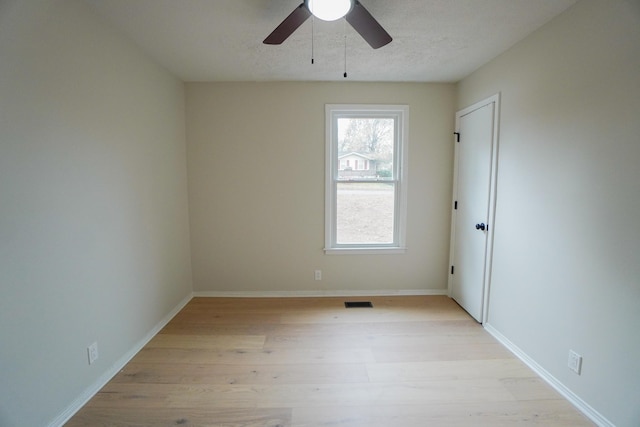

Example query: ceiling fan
[263,0,392,49]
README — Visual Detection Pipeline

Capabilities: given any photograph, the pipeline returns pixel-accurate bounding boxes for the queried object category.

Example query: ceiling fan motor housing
[305,0,353,21]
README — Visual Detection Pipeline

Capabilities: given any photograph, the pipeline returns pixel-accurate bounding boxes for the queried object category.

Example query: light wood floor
[66,296,593,426]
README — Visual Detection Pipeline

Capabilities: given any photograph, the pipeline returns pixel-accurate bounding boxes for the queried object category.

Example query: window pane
[337,118,394,181]
[325,104,408,253]
[336,182,395,244]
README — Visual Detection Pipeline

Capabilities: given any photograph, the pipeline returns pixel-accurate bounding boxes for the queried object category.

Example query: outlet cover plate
[568,350,582,374]
[88,342,99,365]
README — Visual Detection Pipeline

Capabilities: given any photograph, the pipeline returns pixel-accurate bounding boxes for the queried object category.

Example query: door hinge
[454,201,458,210]
[451,265,455,274]
[454,132,460,142]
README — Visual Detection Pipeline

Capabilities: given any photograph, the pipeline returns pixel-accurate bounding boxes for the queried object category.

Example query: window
[325,104,408,254]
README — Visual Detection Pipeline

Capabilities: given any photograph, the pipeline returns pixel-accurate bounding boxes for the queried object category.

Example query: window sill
[324,247,407,255]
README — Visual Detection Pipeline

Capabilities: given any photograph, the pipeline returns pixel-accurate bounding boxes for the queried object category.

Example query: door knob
[475,223,486,231]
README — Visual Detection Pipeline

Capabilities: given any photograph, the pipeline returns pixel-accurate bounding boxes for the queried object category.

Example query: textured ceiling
[84,0,578,82]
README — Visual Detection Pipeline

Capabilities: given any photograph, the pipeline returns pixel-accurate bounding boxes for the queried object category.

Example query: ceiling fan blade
[345,1,392,49]
[263,3,311,45]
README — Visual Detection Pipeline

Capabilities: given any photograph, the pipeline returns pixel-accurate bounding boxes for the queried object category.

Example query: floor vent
[344,301,374,308]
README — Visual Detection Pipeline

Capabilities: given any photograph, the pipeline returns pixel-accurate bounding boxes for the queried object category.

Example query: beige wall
[186,82,455,294]
[458,1,640,425]
[0,1,192,425]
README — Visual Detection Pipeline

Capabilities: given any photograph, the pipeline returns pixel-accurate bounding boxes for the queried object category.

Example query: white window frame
[324,104,409,254]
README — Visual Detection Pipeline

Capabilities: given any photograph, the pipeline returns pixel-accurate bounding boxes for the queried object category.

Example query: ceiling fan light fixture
[306,0,353,22]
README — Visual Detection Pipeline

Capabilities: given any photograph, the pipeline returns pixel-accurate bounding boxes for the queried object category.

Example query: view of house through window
[326,105,408,252]
[337,117,395,244]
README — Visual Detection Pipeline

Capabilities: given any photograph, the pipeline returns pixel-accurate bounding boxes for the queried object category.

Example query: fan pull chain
[343,19,348,78]
[311,16,315,64]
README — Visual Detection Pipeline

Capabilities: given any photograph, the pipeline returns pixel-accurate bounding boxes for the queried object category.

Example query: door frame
[448,93,501,324]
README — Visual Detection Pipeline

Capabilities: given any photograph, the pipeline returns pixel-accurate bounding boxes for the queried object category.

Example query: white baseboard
[193,289,448,298]
[48,292,193,427]
[483,323,614,427]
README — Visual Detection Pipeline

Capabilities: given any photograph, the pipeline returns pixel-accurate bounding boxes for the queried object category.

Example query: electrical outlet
[314,270,322,281]
[87,342,99,365]
[568,350,582,374]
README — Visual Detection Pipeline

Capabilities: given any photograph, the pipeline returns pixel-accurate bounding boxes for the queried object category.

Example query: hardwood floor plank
[81,383,176,409]
[279,307,471,324]
[147,334,266,350]
[371,341,513,363]
[291,400,594,427]
[163,380,516,408]
[170,311,282,325]
[88,383,258,409]
[114,363,369,385]
[366,358,534,382]
[161,319,479,337]
[159,322,273,336]
[500,376,565,401]
[130,347,376,365]
[264,330,495,350]
[66,407,291,427]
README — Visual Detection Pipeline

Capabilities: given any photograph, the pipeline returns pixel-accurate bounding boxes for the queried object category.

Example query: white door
[449,95,499,323]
